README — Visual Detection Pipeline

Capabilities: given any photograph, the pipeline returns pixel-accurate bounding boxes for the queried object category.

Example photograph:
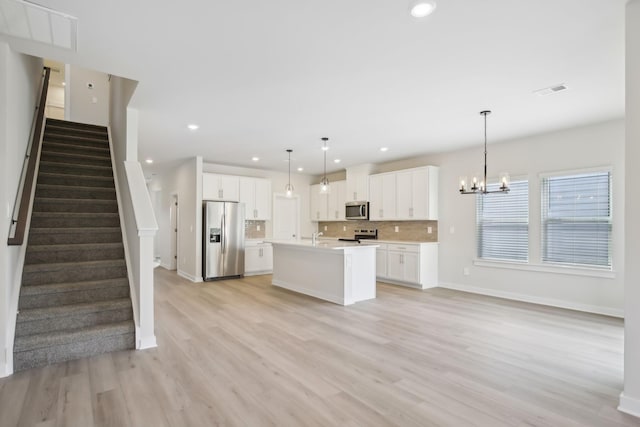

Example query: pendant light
[319,137,330,194]
[285,149,294,198]
[459,110,509,195]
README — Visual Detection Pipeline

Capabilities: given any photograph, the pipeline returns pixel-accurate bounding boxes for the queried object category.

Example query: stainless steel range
[338,229,378,243]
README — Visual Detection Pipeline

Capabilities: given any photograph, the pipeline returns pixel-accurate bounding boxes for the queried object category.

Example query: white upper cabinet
[309,184,328,221]
[369,166,439,221]
[369,173,397,220]
[203,173,240,201]
[239,177,272,220]
[345,164,372,202]
[327,180,346,221]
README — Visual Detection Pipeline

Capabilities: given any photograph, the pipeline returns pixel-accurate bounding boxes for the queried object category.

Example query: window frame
[539,167,613,270]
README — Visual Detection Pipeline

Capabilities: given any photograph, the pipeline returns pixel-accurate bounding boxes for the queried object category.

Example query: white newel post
[137,230,157,349]
[620,0,640,418]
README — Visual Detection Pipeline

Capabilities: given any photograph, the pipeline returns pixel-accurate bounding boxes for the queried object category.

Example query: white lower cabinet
[245,242,273,275]
[365,242,438,289]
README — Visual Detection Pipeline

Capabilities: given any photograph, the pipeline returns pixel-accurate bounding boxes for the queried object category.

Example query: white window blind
[476,179,529,261]
[541,171,611,269]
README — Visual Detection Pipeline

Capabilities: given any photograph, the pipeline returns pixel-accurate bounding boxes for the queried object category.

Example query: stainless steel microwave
[345,201,369,220]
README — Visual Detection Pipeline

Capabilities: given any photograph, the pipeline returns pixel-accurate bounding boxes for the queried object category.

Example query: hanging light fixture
[459,111,509,195]
[319,137,330,194]
[285,149,294,198]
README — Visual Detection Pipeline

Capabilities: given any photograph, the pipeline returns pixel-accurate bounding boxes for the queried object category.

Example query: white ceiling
[0,0,626,177]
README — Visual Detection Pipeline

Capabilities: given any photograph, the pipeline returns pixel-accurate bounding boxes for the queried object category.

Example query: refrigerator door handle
[221,213,225,254]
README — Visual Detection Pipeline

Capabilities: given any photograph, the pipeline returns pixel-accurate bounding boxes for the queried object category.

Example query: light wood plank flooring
[1,268,639,426]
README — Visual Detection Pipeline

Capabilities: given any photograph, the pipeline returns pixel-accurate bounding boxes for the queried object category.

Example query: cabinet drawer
[361,242,386,250]
[387,244,419,253]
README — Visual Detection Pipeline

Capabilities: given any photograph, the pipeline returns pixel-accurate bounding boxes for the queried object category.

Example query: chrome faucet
[312,231,323,245]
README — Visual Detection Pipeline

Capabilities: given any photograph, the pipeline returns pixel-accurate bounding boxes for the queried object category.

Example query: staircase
[13,118,135,372]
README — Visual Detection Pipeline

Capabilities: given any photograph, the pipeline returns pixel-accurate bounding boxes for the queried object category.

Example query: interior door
[273,194,299,240]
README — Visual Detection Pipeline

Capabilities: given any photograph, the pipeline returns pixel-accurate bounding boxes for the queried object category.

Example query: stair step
[33,197,118,213]
[40,150,112,167]
[19,278,130,309]
[41,141,110,158]
[30,212,120,228]
[16,298,133,336]
[43,134,109,150]
[35,183,116,200]
[28,227,122,245]
[13,321,135,372]
[36,172,114,189]
[38,161,113,177]
[22,259,127,286]
[45,119,108,133]
[25,242,124,264]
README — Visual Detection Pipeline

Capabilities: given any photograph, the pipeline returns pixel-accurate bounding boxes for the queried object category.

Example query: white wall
[0,41,43,376]
[376,119,625,316]
[69,65,109,126]
[621,0,640,417]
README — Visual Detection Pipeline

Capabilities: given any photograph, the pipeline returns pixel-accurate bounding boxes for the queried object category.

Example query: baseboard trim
[160,262,173,270]
[0,362,10,379]
[177,270,203,283]
[619,392,640,418]
[438,282,624,318]
[137,334,158,350]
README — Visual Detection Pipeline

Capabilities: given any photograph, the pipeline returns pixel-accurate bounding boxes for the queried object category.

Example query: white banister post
[137,231,157,349]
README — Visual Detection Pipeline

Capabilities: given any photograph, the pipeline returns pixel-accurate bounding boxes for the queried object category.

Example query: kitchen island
[267,240,378,306]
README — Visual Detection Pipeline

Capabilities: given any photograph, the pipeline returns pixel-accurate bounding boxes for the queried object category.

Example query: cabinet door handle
[254,209,257,218]
[353,192,357,200]
[409,207,413,217]
[335,211,338,219]
[218,189,223,199]
[379,209,383,218]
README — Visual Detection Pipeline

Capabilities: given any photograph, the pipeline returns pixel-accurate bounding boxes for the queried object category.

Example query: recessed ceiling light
[334,159,341,164]
[252,157,260,162]
[145,159,153,164]
[187,124,199,131]
[297,167,304,172]
[380,147,389,152]
[533,84,568,96]
[410,0,437,18]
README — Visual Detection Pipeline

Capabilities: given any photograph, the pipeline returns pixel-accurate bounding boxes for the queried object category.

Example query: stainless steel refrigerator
[203,201,245,280]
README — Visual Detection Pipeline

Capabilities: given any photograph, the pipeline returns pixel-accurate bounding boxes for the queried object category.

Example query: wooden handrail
[7,67,51,246]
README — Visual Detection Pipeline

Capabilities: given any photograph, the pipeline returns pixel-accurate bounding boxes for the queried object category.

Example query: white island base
[270,241,377,306]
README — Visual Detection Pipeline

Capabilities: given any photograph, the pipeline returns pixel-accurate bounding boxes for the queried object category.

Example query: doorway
[273,194,300,240]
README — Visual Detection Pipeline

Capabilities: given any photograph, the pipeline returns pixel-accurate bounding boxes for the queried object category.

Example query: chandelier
[459,110,509,195]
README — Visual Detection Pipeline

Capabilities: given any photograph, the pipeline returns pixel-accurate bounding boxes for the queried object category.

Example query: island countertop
[267,239,377,305]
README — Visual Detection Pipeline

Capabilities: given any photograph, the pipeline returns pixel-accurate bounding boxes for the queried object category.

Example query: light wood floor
[1,268,639,427]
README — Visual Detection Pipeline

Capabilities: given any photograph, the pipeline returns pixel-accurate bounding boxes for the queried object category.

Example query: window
[541,171,611,269]
[476,179,529,261]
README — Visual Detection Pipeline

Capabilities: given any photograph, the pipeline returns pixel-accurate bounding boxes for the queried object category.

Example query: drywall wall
[375,119,625,316]
[621,0,640,417]
[0,42,43,376]
[68,65,109,126]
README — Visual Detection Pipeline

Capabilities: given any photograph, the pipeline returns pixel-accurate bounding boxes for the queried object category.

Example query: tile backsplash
[318,220,438,242]
[245,220,266,239]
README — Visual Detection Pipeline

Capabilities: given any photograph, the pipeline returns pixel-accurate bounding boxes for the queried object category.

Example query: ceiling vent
[0,0,77,51]
[534,84,568,96]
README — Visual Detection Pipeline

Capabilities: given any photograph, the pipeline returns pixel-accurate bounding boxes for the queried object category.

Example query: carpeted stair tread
[46,118,108,131]
[30,211,120,228]
[14,321,134,353]
[20,277,129,297]
[40,150,113,166]
[25,242,124,264]
[23,259,126,274]
[38,160,112,177]
[35,184,116,200]
[41,141,110,158]
[28,227,122,245]
[17,298,132,323]
[33,197,118,213]
[37,172,114,187]
[18,278,130,309]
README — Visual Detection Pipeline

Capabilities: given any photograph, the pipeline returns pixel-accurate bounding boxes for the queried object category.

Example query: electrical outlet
[91,96,98,104]
[343,226,346,231]
[394,226,399,232]
[257,225,261,231]
[449,226,455,234]
[324,225,328,231]
[464,267,470,276]
[427,226,432,234]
